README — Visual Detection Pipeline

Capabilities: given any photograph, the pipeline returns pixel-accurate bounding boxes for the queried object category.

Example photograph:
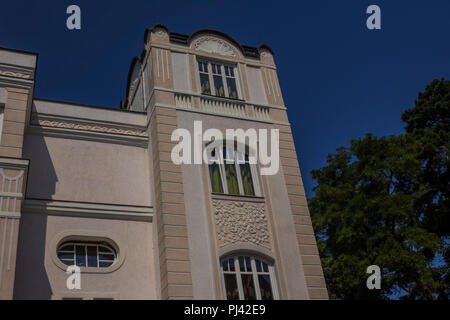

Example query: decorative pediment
[194,38,236,57]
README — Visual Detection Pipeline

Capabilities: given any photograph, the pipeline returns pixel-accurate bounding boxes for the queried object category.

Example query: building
[0,25,328,300]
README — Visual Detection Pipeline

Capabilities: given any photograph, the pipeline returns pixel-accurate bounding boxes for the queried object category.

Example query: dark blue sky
[1,0,449,197]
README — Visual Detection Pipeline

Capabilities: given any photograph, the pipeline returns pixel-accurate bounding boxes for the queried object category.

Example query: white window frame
[197,59,243,99]
[220,255,279,300]
[206,141,261,197]
[57,242,117,269]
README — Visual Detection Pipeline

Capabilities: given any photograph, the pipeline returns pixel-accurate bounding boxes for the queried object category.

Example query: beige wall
[14,213,156,300]
[23,134,151,207]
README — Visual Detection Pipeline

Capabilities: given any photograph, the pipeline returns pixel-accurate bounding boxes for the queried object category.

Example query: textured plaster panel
[212,199,271,250]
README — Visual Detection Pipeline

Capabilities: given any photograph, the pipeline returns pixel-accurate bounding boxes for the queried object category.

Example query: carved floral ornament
[193,37,237,58]
[213,199,272,249]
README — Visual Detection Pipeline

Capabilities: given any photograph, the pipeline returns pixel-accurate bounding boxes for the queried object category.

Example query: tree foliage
[310,79,449,299]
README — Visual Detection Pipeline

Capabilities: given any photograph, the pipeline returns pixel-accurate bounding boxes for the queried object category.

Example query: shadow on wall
[13,132,57,299]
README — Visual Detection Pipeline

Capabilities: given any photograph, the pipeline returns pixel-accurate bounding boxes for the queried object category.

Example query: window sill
[211,193,265,203]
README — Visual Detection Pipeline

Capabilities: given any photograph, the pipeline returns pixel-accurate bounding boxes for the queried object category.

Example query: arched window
[57,242,117,268]
[220,255,278,300]
[207,141,260,196]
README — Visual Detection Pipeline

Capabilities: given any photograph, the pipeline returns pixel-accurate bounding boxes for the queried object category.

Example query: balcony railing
[174,93,193,109]
[173,92,273,122]
[253,105,271,121]
[200,96,248,118]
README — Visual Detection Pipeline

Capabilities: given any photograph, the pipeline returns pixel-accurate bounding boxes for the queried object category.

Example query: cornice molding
[23,199,153,222]
[27,125,148,148]
[0,157,29,170]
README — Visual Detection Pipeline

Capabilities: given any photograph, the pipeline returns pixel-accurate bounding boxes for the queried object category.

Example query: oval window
[57,242,117,268]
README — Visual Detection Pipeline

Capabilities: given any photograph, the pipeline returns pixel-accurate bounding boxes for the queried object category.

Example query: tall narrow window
[225,66,238,99]
[199,61,211,95]
[224,147,240,195]
[208,147,224,194]
[212,63,225,97]
[222,258,239,300]
[239,152,255,196]
[221,255,277,300]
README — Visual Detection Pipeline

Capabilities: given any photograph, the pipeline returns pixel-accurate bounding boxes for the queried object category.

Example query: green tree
[309,79,449,299]
[402,78,449,299]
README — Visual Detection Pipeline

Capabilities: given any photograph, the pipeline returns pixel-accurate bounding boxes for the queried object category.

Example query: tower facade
[0,25,327,300]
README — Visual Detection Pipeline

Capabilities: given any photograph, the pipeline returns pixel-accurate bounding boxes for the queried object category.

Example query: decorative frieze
[0,64,34,80]
[212,199,271,249]
[31,115,148,137]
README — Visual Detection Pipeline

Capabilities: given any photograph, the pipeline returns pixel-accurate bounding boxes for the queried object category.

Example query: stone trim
[154,86,287,110]
[217,243,275,263]
[210,193,265,203]
[23,199,153,222]
[150,106,193,299]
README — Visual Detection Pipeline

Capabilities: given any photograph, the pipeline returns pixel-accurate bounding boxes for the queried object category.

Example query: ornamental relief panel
[212,199,272,250]
[0,67,33,80]
[193,37,237,58]
[31,115,148,137]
